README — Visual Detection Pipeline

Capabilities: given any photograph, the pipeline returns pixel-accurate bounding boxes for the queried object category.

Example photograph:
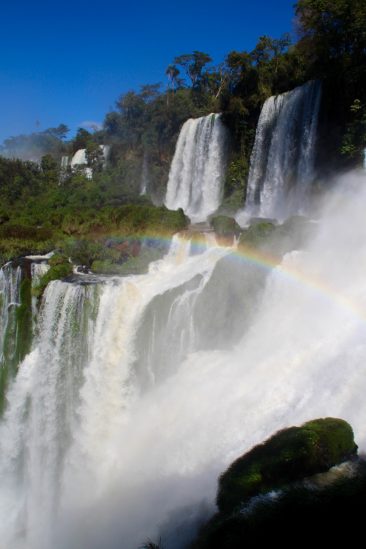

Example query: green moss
[218,189,246,214]
[238,222,277,248]
[217,418,357,514]
[91,247,163,276]
[223,156,249,203]
[33,257,73,298]
[14,276,32,364]
[210,216,241,237]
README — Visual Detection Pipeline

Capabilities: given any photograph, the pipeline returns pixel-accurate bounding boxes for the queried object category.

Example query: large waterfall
[240,80,321,222]
[1,172,366,549]
[165,114,228,222]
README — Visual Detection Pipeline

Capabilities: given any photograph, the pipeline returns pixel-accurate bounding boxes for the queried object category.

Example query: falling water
[140,152,149,195]
[1,171,366,548]
[60,156,69,170]
[165,114,228,222]
[70,146,110,180]
[239,80,321,222]
[0,260,51,375]
[0,263,22,367]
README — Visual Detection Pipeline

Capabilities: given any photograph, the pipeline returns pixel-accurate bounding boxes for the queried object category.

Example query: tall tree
[174,51,212,88]
[165,64,180,92]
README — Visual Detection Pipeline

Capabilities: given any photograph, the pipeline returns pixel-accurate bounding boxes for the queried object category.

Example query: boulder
[217,418,357,513]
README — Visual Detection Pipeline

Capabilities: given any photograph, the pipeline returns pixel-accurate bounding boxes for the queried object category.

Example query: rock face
[192,418,362,548]
[217,418,357,513]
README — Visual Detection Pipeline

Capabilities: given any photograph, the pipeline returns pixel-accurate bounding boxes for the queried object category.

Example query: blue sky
[0,0,296,143]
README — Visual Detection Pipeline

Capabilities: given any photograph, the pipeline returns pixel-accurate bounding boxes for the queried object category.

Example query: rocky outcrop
[217,417,357,513]
[191,418,362,548]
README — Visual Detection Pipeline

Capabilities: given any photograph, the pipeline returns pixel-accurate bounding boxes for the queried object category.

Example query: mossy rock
[217,418,357,514]
[33,255,73,298]
[210,216,241,237]
[91,247,163,276]
[193,459,366,548]
[238,221,276,248]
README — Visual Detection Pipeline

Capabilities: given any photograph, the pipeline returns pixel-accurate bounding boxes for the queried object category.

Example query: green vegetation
[0,0,364,267]
[32,254,73,299]
[0,198,187,270]
[15,275,33,363]
[237,216,315,258]
[91,248,163,276]
[210,216,241,238]
[238,222,277,247]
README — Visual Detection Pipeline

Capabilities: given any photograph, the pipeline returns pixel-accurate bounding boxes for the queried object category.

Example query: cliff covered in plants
[0,0,365,248]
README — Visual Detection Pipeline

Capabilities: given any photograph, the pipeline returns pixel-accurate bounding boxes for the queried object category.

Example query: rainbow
[132,229,366,325]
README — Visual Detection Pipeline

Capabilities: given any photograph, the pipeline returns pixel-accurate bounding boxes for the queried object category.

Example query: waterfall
[241,80,321,222]
[60,156,69,170]
[0,235,230,548]
[2,172,366,549]
[0,262,33,403]
[165,114,228,222]
[70,149,92,179]
[140,152,149,195]
[0,280,100,548]
[70,146,110,180]
[0,263,22,366]
[0,259,50,408]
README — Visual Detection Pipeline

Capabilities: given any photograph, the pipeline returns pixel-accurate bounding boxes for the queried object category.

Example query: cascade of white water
[0,280,100,548]
[140,152,149,195]
[0,235,229,548]
[60,156,69,170]
[70,146,109,180]
[165,114,228,222]
[0,263,22,366]
[239,80,321,223]
[2,174,366,549]
[30,262,50,287]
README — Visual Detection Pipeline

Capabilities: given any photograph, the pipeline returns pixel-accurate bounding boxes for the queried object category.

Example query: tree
[40,154,59,186]
[116,91,145,120]
[85,142,104,173]
[140,83,161,103]
[251,34,292,67]
[72,128,92,152]
[295,0,366,67]
[45,124,70,140]
[341,99,366,159]
[174,51,212,88]
[165,64,180,92]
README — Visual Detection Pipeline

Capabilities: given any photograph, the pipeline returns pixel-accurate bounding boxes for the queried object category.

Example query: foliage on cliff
[0,0,365,257]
